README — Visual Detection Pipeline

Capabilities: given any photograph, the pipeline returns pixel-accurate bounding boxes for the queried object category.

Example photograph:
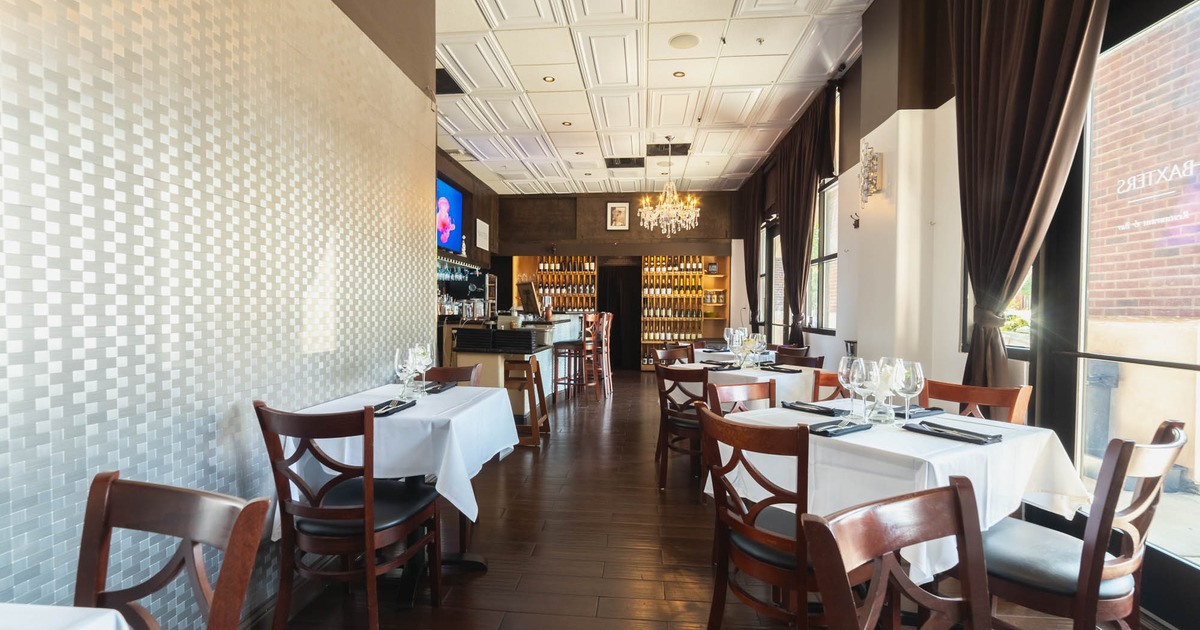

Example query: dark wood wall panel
[839,59,863,174]
[436,150,500,268]
[334,0,436,100]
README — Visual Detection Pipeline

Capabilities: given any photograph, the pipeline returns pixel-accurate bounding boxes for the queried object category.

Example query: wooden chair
[655,344,694,365]
[811,370,848,402]
[984,420,1187,630]
[254,401,442,630]
[422,363,482,386]
[775,354,824,369]
[552,312,599,401]
[74,471,269,630]
[596,311,614,398]
[775,345,810,357]
[653,363,707,492]
[705,381,777,416]
[801,476,992,630]
[697,403,825,629]
[504,355,551,446]
[918,380,1033,424]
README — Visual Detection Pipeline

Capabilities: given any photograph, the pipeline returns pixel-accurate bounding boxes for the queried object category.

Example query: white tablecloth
[298,385,518,522]
[722,400,1090,582]
[695,348,777,364]
[0,604,131,630]
[672,362,815,406]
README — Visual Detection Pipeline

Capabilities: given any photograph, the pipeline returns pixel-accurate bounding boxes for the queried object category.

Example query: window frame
[758,218,786,344]
[958,264,1034,362]
[803,178,838,336]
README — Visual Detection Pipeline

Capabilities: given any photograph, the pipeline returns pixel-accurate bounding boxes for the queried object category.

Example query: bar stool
[504,356,551,447]
[552,313,600,401]
[596,312,614,397]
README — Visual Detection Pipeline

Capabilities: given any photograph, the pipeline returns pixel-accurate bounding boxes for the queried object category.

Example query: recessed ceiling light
[542,76,556,83]
[673,71,686,78]
[561,121,573,126]
[575,151,584,155]
[584,172,593,176]
[669,33,701,50]
[661,171,669,175]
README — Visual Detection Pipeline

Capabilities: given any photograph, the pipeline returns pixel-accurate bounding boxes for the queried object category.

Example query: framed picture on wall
[606,202,630,231]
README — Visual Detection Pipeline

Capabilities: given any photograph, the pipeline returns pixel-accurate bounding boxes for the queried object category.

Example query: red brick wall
[1086,3,1200,319]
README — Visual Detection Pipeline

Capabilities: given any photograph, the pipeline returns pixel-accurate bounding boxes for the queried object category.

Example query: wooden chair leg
[429,509,442,606]
[273,537,296,630]
[658,428,670,492]
[364,547,379,630]
[708,533,730,630]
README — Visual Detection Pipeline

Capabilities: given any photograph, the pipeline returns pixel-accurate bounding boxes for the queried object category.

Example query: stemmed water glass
[850,359,880,422]
[751,333,767,366]
[723,327,733,352]
[895,360,926,424]
[394,348,415,400]
[411,343,433,394]
[837,356,860,419]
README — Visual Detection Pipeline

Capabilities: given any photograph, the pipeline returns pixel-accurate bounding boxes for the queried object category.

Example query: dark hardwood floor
[287,370,1069,629]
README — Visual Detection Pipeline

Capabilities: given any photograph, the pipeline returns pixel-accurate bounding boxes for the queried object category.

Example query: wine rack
[536,255,597,313]
[639,255,706,368]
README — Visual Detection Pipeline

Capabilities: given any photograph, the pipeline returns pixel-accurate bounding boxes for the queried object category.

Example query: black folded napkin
[373,399,416,417]
[706,364,738,371]
[902,421,1002,444]
[701,359,734,366]
[761,365,804,374]
[810,419,872,437]
[782,401,849,417]
[893,405,945,419]
[427,382,457,394]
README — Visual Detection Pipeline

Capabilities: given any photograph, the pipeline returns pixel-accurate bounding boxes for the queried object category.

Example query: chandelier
[638,135,700,237]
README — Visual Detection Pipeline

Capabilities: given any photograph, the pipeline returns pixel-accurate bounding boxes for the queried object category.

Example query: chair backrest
[74,471,269,630]
[655,345,694,365]
[504,356,549,427]
[596,312,613,349]
[801,477,991,630]
[1079,420,1186,598]
[582,312,600,346]
[705,381,777,416]
[654,363,708,416]
[423,364,482,386]
[253,401,377,536]
[698,403,808,571]
[918,380,1033,424]
[775,345,810,357]
[811,370,848,402]
[775,354,824,369]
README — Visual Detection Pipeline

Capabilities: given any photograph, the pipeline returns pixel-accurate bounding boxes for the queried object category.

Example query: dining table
[720,398,1090,583]
[673,360,815,405]
[0,603,131,630]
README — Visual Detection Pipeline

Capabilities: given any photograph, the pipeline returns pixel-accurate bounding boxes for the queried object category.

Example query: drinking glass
[895,360,926,424]
[878,356,898,406]
[850,359,880,421]
[751,333,767,365]
[414,343,433,393]
[837,356,860,420]
[723,327,733,351]
[394,348,414,400]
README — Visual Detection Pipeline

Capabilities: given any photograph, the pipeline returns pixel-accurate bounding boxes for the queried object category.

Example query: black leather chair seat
[295,479,438,537]
[668,414,699,430]
[729,505,799,570]
[983,517,1135,599]
[553,339,586,347]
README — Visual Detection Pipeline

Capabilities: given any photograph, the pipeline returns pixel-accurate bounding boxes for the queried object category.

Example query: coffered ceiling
[435,0,868,195]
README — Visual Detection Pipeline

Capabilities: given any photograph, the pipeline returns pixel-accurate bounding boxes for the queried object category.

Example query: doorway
[597,258,642,371]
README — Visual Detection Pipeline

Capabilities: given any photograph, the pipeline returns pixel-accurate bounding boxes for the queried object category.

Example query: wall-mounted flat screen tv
[435,177,464,254]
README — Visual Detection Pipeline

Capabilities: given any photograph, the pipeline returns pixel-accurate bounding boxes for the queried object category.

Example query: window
[757,220,786,345]
[804,182,838,332]
[960,266,1033,355]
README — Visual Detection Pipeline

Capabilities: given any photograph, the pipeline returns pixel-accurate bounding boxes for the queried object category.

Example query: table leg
[442,508,488,571]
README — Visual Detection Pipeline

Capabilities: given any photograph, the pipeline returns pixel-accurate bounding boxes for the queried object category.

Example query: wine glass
[413,343,434,393]
[895,360,926,424]
[837,356,859,419]
[878,356,899,407]
[850,359,880,421]
[723,327,733,351]
[394,348,414,400]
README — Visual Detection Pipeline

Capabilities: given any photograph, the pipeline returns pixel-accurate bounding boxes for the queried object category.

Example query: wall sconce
[859,140,881,206]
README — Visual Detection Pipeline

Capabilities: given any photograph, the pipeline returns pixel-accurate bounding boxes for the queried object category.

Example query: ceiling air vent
[435,68,465,95]
[604,157,645,169]
[646,142,691,156]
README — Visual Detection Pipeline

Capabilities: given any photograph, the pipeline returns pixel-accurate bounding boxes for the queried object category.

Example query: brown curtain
[777,85,836,345]
[949,0,1108,387]
[737,172,765,332]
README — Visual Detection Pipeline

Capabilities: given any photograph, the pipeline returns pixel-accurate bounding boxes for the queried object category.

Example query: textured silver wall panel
[0,0,437,626]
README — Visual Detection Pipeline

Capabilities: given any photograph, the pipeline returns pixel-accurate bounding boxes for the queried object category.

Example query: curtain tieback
[973,306,1005,329]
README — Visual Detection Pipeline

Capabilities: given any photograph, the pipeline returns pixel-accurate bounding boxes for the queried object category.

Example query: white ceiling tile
[599,131,644,157]
[544,112,597,131]
[737,125,788,153]
[701,86,765,126]
[732,0,821,17]
[722,17,811,56]
[684,177,718,191]
[711,55,789,85]
[495,28,578,65]
[455,134,518,160]
[644,155,687,177]
[436,0,493,33]
[779,14,860,82]
[720,174,749,189]
[508,180,550,194]
[573,25,642,88]
[756,82,819,125]
[612,178,645,193]
[489,160,538,179]
[571,167,609,178]
[577,179,611,193]
[567,158,605,169]
[563,0,645,24]
[527,90,593,114]
[693,127,743,155]
[647,58,717,88]
[589,90,644,129]
[683,155,731,177]
[437,133,467,153]
[543,179,578,194]
[527,160,571,178]
[474,93,544,132]
[549,130,602,149]
[505,133,561,159]
[512,63,586,92]
[725,153,766,174]
[649,0,737,22]
[647,21,726,60]
[437,95,495,134]
[462,160,505,181]
[436,33,522,92]
[824,0,872,13]
[478,0,567,29]
[649,88,704,128]
[645,127,696,145]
